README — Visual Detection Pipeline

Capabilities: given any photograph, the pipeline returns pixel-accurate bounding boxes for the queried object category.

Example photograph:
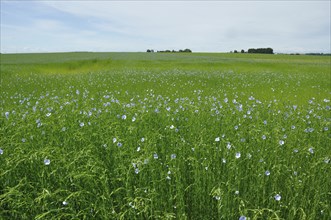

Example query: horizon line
[1,50,331,55]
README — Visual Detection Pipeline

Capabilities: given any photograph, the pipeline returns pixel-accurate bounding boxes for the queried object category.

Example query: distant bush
[156,49,192,53]
[248,48,274,54]
[305,53,331,56]
[183,48,192,53]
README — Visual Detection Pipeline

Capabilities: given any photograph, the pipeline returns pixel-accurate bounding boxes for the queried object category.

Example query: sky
[1,0,330,53]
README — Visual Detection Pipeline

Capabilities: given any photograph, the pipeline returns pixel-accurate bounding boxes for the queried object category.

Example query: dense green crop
[1,52,330,219]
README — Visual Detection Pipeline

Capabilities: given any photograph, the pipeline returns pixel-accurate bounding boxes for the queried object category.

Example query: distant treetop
[247,48,274,54]
[147,49,192,53]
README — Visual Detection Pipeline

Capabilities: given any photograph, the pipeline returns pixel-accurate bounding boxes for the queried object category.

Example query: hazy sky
[1,0,330,53]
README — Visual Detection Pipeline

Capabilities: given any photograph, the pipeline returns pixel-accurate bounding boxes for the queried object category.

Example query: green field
[0,52,330,219]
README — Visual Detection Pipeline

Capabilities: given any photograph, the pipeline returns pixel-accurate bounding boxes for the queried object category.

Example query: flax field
[0,52,330,219]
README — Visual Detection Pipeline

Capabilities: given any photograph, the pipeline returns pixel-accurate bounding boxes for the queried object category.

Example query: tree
[248,48,273,54]
[156,48,192,53]
[234,50,238,53]
[241,49,245,53]
[265,48,273,54]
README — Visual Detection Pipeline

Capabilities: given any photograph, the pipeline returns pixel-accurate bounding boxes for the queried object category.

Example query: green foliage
[248,48,274,54]
[0,52,330,219]
[157,49,192,53]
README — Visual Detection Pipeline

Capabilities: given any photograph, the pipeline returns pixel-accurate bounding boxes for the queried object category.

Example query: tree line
[147,49,192,53]
[230,48,274,54]
[247,48,274,54]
